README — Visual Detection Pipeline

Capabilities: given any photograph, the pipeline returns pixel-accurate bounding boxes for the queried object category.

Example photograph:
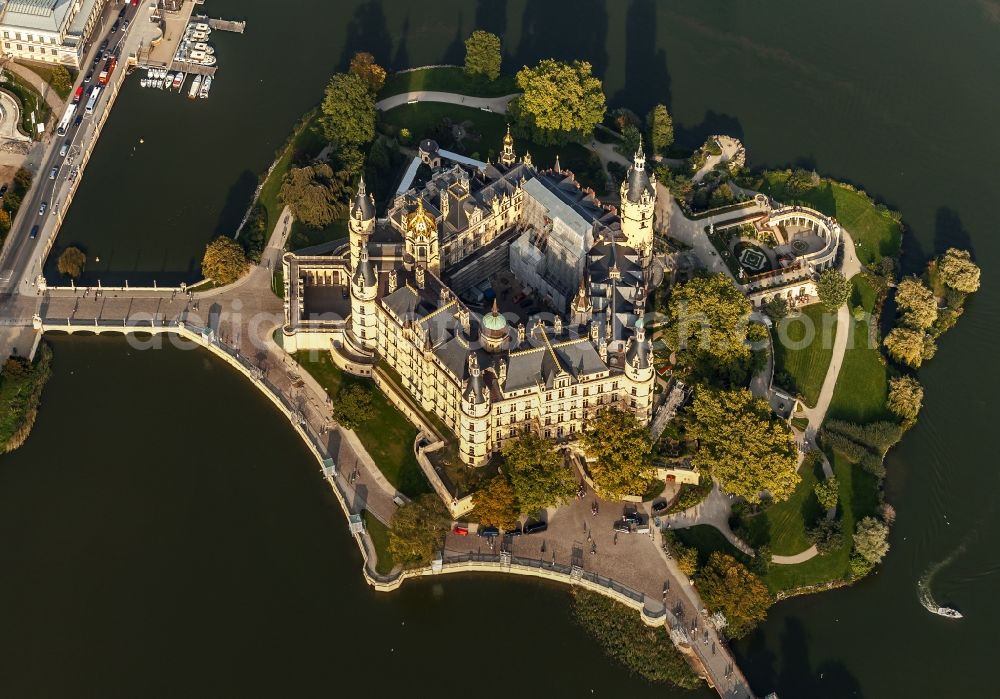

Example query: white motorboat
[188,74,202,99]
[199,75,212,98]
[933,606,963,619]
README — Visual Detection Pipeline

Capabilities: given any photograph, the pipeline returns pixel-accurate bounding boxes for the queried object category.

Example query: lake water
[17,0,1000,696]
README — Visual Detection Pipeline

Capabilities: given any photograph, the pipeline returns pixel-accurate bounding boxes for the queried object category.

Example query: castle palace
[282,130,657,467]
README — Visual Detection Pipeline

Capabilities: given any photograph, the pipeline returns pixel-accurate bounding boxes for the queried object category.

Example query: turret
[499,124,517,168]
[349,175,376,270]
[460,352,492,466]
[619,137,657,265]
[350,245,378,351]
[624,319,654,423]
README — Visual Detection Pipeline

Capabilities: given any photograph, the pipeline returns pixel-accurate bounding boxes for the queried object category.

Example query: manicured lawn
[772,303,837,407]
[380,67,518,99]
[761,452,879,593]
[2,71,50,138]
[672,525,751,568]
[293,351,430,497]
[742,458,824,556]
[363,510,396,575]
[19,62,76,100]
[826,276,893,423]
[379,102,608,193]
[754,171,902,266]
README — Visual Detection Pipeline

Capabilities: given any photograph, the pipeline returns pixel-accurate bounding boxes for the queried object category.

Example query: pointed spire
[358,174,367,197]
[554,154,561,174]
[491,297,500,316]
[634,135,646,171]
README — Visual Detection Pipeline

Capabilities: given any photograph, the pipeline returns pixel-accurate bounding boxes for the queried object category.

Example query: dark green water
[18,0,1000,696]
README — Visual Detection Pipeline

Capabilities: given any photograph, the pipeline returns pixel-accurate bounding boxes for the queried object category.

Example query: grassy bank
[1,71,51,139]
[752,170,903,266]
[827,276,892,423]
[742,458,824,556]
[18,61,75,100]
[1,343,52,453]
[772,303,837,407]
[380,66,517,99]
[379,102,607,193]
[292,351,430,497]
[363,510,396,575]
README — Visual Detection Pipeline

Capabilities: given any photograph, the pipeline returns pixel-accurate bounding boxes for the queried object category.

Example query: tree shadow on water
[613,0,671,116]
[676,110,745,150]
[933,207,974,258]
[339,0,394,69]
[214,170,258,238]
[776,617,864,698]
[475,0,507,37]
[513,1,608,75]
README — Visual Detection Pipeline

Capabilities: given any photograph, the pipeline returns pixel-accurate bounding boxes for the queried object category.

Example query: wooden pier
[194,15,247,33]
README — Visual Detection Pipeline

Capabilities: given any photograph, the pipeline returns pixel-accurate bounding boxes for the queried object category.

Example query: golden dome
[406,199,436,237]
[503,124,513,146]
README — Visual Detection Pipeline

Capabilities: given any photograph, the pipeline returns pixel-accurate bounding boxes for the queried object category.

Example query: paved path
[664,482,755,556]
[375,90,518,114]
[6,61,65,118]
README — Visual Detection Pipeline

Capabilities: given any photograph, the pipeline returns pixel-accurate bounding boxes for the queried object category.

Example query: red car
[72,85,84,103]
[452,524,469,536]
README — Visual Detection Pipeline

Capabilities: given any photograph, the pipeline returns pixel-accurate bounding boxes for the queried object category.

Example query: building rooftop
[0,0,72,33]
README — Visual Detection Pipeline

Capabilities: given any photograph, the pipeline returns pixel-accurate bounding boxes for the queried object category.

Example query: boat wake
[917,543,967,618]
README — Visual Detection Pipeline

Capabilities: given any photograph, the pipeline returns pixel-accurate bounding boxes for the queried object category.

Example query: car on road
[49,166,58,180]
[523,521,548,535]
[122,19,130,31]
[74,115,83,127]
[118,6,127,18]
[38,202,47,216]
[29,225,39,239]
[59,142,69,157]
[111,21,120,33]
[84,71,93,83]
[100,39,108,51]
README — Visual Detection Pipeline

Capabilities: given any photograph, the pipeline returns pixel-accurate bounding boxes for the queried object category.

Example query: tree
[3,191,21,213]
[695,552,771,638]
[473,475,519,529]
[620,124,642,158]
[279,163,351,229]
[816,269,850,311]
[12,167,32,193]
[813,476,839,510]
[685,388,799,503]
[0,208,11,235]
[50,65,72,96]
[201,236,248,285]
[853,516,890,565]
[763,296,789,320]
[807,517,842,555]
[580,408,654,499]
[666,535,699,576]
[886,375,924,421]
[348,51,386,94]
[501,433,576,515]
[884,327,933,368]
[663,273,753,386]
[320,72,376,146]
[646,104,674,155]
[509,59,606,146]
[463,30,501,81]
[57,246,86,279]
[937,247,980,293]
[332,384,375,430]
[387,494,450,567]
[895,276,937,330]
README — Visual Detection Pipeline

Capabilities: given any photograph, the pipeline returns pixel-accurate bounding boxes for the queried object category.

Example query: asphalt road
[0,0,139,295]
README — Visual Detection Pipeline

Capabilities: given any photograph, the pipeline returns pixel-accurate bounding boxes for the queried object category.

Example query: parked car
[622,511,643,525]
[0,184,7,196]
[523,521,548,535]
[652,500,669,514]
[505,525,522,537]
[38,202,47,216]
[111,21,120,33]
[29,225,39,239]
[452,524,469,536]
[477,526,499,538]
[613,520,632,533]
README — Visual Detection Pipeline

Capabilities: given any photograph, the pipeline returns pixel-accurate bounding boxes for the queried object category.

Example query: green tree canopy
[510,59,606,146]
[463,30,502,81]
[817,269,850,311]
[50,65,72,96]
[886,375,924,421]
[937,247,980,294]
[332,384,375,430]
[580,408,654,500]
[320,72,376,146]
[279,163,351,229]
[813,476,839,510]
[853,516,890,565]
[349,51,386,94]
[663,273,754,386]
[884,327,934,368]
[12,167,32,194]
[501,433,576,515]
[895,276,938,330]
[646,104,674,155]
[685,388,799,503]
[388,493,450,567]
[201,236,247,285]
[571,590,702,689]
[695,552,772,638]
[473,475,519,529]
[57,246,86,279]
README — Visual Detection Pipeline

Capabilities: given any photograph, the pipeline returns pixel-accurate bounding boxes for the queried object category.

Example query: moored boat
[199,75,212,98]
[188,74,202,99]
[172,72,184,90]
